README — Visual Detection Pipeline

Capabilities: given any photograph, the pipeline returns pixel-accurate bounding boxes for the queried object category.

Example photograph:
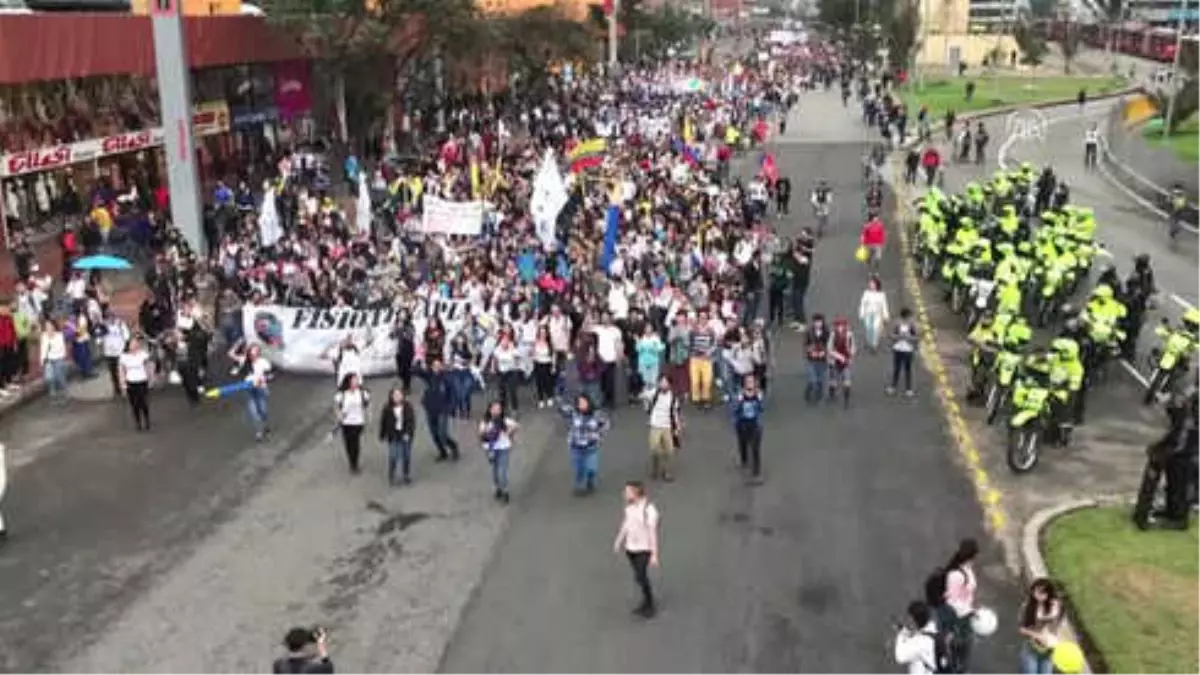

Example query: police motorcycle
[1079,285,1125,387]
[1143,310,1200,405]
[1007,375,1055,473]
[965,252,997,331]
[985,315,1032,425]
[1006,340,1082,473]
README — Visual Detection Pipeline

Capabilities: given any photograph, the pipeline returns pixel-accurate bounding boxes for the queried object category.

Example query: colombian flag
[567,137,607,173]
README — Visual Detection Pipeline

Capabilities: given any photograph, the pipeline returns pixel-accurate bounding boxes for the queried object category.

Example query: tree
[1149,38,1199,132]
[818,0,857,31]
[490,4,596,93]
[1055,20,1081,73]
[1013,20,1048,68]
[263,0,478,140]
[885,0,922,71]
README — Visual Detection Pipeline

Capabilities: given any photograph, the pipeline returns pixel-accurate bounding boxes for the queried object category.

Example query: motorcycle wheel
[950,285,965,314]
[1036,297,1053,328]
[920,254,935,280]
[1144,368,1165,405]
[1007,425,1041,473]
[985,385,1006,425]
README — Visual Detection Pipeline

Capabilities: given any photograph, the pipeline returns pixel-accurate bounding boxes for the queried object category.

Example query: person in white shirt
[335,373,371,473]
[479,400,519,503]
[894,601,939,674]
[858,275,891,353]
[100,313,130,398]
[613,480,660,618]
[545,305,572,363]
[645,376,682,482]
[590,313,624,409]
[1083,122,1100,169]
[231,343,274,441]
[39,318,68,402]
[118,335,154,431]
[490,332,523,412]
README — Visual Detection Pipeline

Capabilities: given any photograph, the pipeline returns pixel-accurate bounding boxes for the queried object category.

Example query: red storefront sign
[0,101,231,179]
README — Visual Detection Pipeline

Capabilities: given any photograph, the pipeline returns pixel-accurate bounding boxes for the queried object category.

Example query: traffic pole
[609,0,620,69]
[150,0,204,255]
[1163,0,1187,138]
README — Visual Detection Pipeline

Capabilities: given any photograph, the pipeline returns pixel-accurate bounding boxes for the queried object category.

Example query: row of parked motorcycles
[909,176,1197,475]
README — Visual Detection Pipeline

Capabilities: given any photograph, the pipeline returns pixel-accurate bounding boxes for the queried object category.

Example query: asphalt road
[0,91,1026,674]
[440,91,1021,674]
[0,371,332,672]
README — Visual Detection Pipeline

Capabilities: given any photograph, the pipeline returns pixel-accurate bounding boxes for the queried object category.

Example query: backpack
[921,621,963,674]
[922,568,967,674]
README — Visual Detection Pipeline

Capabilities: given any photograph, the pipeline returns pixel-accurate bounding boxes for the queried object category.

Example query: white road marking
[1171,293,1196,311]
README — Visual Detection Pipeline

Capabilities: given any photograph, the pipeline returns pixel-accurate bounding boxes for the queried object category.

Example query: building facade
[0,14,309,247]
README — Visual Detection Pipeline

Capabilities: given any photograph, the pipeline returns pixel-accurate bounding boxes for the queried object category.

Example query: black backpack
[922,568,966,674]
[920,620,963,674]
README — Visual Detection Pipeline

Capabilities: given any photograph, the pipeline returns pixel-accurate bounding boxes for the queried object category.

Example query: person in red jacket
[920,145,942,187]
[0,306,17,393]
[860,215,886,271]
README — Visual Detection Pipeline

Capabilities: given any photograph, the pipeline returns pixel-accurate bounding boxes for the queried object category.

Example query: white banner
[258,188,283,248]
[420,195,484,236]
[530,149,568,250]
[242,298,476,376]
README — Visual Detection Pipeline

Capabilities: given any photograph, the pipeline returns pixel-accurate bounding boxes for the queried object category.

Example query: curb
[1020,495,1130,675]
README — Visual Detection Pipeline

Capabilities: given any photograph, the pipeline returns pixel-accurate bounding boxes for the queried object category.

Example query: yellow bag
[854,245,869,263]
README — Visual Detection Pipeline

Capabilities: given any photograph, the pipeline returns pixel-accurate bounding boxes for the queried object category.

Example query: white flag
[530,149,568,250]
[356,176,372,236]
[258,188,283,248]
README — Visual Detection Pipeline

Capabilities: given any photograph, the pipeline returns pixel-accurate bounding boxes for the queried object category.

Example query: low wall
[1101,95,1199,225]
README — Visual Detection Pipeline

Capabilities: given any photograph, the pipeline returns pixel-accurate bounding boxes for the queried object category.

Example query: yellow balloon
[1051,641,1085,674]
[854,245,869,263]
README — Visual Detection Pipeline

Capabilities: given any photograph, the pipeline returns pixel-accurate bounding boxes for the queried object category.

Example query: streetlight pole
[608,0,620,69]
[150,0,204,255]
[1163,0,1188,138]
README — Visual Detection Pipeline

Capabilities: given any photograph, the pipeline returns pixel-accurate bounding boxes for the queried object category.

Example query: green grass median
[1043,506,1198,674]
[901,75,1128,122]
[1141,116,1200,164]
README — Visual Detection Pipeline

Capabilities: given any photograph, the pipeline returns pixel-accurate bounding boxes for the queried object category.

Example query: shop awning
[0,14,305,85]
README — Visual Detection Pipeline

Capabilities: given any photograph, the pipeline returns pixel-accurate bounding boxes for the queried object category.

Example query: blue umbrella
[72,254,133,271]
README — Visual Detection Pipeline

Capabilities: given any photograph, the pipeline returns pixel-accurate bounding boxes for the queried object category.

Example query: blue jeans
[580,380,601,406]
[450,370,473,417]
[45,358,67,398]
[246,388,269,435]
[426,410,459,459]
[805,360,827,400]
[570,444,599,490]
[388,438,412,482]
[72,340,93,378]
[490,446,511,492]
[1019,642,1053,674]
[741,291,761,327]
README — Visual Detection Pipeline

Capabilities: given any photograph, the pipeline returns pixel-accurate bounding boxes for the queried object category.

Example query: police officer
[1140,391,1199,530]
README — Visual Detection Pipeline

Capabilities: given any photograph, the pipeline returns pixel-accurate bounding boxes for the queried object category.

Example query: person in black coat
[391,313,416,393]
[414,357,460,461]
[272,627,334,674]
[379,387,417,484]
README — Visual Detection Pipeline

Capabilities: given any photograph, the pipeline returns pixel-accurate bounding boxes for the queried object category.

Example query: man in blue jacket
[416,357,460,461]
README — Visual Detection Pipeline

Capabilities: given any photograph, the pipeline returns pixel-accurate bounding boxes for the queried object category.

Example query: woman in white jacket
[858,275,890,353]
